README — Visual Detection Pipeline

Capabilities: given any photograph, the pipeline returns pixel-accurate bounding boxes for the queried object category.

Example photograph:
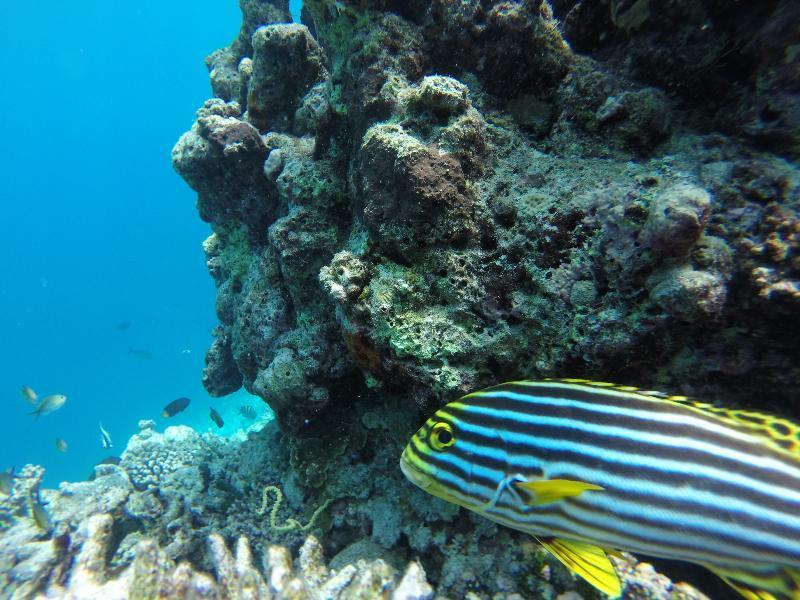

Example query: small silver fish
[29,394,67,419]
[99,422,113,449]
[55,438,68,453]
[21,385,38,405]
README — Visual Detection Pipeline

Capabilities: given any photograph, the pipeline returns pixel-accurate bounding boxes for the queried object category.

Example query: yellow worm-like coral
[257,485,332,533]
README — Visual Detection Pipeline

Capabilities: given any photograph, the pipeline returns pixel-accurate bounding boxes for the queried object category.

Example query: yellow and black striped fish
[400,379,800,599]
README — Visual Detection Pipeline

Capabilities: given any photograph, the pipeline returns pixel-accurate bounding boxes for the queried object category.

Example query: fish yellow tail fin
[707,564,800,600]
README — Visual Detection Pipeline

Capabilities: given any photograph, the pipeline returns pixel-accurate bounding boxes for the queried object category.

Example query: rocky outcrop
[166,1,800,597]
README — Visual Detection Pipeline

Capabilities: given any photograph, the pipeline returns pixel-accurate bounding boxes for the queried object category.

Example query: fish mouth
[399,448,433,491]
[400,448,466,507]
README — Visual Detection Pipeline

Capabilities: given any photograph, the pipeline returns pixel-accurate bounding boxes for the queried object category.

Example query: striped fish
[400,379,800,599]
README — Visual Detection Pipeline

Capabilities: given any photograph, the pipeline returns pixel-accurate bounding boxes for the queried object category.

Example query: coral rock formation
[165,0,800,596]
[175,0,800,430]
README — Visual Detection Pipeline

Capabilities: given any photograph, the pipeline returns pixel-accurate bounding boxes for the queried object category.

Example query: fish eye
[429,422,455,451]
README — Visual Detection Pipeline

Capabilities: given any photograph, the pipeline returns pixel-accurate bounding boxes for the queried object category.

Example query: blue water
[291,0,303,22]
[0,1,301,485]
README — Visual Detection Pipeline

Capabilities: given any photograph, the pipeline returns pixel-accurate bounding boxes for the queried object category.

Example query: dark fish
[162,397,190,418]
[29,491,51,532]
[209,407,224,428]
[238,405,257,420]
[128,348,153,359]
[115,321,132,331]
[0,468,14,495]
[55,438,68,452]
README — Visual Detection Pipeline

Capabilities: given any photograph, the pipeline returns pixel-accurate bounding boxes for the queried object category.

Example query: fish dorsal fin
[547,378,800,456]
[681,402,800,456]
[536,536,621,598]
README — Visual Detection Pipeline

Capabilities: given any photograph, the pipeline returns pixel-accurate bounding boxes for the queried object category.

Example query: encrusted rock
[203,325,243,396]
[407,76,470,119]
[641,184,712,257]
[649,267,727,322]
[357,124,476,260]
[206,47,242,103]
[247,24,328,133]
[172,99,273,230]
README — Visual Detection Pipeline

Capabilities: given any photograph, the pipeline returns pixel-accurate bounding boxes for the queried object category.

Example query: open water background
[0,1,302,484]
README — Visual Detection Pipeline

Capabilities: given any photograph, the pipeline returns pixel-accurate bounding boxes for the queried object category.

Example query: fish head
[400,410,485,512]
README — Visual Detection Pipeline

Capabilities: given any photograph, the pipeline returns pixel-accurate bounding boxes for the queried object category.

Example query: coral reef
[6,0,797,597]
[553,0,800,158]
[0,424,709,599]
[170,0,800,596]
[175,0,800,426]
[7,507,435,599]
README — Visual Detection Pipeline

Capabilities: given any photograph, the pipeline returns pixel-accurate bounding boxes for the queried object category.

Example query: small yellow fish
[29,394,67,419]
[55,438,68,453]
[21,385,38,405]
[29,492,51,532]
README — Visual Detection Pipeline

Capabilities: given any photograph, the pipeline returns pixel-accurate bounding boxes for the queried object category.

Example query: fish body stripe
[437,407,800,522]
[404,438,793,565]
[405,383,800,572]
[467,384,800,469]
[428,421,800,542]
[456,391,800,481]
[441,405,800,507]
[410,426,800,562]
[411,408,800,532]
[482,381,792,454]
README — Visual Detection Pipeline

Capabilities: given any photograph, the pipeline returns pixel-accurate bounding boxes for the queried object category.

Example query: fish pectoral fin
[706,564,800,600]
[514,478,604,505]
[537,536,622,598]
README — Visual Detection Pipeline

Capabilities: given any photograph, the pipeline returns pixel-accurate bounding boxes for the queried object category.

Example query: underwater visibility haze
[1,0,799,598]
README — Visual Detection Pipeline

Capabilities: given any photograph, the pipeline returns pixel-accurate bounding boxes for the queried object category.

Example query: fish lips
[399,448,433,491]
